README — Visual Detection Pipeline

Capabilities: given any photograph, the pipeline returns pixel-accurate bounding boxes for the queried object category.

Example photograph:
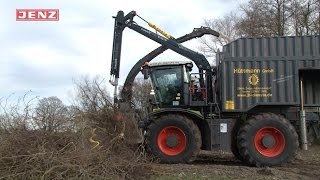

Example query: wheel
[308,125,320,145]
[145,114,201,163]
[231,120,243,161]
[307,127,315,146]
[237,113,299,167]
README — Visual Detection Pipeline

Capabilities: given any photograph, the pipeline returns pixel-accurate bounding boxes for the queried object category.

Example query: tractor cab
[142,60,206,108]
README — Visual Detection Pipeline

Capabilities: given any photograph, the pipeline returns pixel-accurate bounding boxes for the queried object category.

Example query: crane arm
[121,27,220,101]
[109,10,219,102]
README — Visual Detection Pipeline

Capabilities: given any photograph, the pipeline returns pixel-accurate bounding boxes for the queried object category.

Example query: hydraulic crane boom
[109,10,219,102]
[121,27,221,102]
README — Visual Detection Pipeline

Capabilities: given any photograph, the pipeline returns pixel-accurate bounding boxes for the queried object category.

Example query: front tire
[145,114,201,163]
[238,113,299,167]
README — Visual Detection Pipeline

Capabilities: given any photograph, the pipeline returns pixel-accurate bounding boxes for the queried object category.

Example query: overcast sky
[0,0,247,104]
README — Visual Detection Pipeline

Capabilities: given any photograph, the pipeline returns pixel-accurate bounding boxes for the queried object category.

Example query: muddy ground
[149,145,320,180]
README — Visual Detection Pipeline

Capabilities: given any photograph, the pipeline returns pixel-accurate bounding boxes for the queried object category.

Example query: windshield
[150,66,182,106]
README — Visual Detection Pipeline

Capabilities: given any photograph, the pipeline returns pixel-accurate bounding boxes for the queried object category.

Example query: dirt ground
[149,145,320,180]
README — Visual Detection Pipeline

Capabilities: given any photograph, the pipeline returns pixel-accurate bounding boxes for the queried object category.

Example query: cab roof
[148,60,193,67]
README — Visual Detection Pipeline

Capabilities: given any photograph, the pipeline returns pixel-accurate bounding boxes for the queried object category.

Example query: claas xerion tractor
[109,10,320,167]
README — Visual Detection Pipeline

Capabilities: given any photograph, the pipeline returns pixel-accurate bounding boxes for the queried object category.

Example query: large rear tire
[145,114,201,163]
[308,124,320,145]
[238,113,299,167]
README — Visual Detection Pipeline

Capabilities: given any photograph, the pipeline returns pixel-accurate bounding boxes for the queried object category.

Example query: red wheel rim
[254,127,285,157]
[157,126,186,156]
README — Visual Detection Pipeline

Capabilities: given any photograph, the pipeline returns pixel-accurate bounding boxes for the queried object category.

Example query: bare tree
[289,0,319,35]
[199,0,294,58]
[0,92,36,130]
[289,0,303,35]
[315,0,320,34]
[237,0,271,37]
[239,0,319,36]
[300,0,314,35]
[33,96,69,132]
[237,0,292,36]
[199,0,320,58]
[74,76,112,112]
[199,11,241,60]
[73,76,118,133]
[270,0,292,35]
[306,0,320,35]
[73,76,143,144]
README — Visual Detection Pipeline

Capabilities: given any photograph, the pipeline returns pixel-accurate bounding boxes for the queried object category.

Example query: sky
[0,0,247,105]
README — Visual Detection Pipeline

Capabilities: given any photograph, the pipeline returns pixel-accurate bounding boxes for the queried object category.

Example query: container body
[217,36,320,112]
